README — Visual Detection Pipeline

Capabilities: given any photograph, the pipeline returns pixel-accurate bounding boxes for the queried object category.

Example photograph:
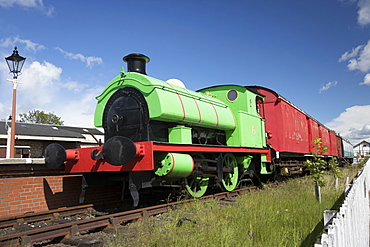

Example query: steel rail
[0,204,94,229]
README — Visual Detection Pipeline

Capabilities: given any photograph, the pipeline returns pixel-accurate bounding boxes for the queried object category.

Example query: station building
[0,121,104,158]
[354,140,370,157]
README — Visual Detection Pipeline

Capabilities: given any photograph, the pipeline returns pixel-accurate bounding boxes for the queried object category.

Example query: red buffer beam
[63,142,270,173]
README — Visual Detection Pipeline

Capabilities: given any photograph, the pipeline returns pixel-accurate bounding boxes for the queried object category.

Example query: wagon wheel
[221,153,239,191]
[184,153,209,197]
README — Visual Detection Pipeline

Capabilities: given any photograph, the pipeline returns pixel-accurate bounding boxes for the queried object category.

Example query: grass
[105,166,360,247]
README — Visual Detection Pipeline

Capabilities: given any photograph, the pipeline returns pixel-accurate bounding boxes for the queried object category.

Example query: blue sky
[0,0,369,145]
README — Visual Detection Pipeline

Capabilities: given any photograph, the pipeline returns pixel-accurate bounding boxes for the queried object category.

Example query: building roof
[353,140,370,148]
[0,121,104,142]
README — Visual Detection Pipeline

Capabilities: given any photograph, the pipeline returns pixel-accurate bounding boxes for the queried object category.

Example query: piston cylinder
[154,153,194,177]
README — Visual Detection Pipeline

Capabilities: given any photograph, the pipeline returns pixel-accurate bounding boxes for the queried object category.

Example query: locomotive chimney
[123,53,150,75]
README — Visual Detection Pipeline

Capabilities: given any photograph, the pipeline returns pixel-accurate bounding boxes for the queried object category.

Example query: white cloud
[358,0,370,26]
[0,58,103,127]
[0,36,45,52]
[55,47,103,69]
[61,81,88,92]
[0,35,103,127]
[319,81,338,93]
[18,61,103,127]
[19,61,62,106]
[0,0,41,7]
[55,87,104,127]
[0,60,62,120]
[347,40,370,73]
[0,0,54,16]
[0,103,5,120]
[339,39,370,85]
[326,105,370,144]
[0,56,10,79]
[338,44,364,62]
[360,73,370,85]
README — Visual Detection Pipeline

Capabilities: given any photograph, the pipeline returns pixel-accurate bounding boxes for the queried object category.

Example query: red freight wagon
[319,126,331,155]
[329,131,339,157]
[308,115,340,157]
[307,118,320,153]
[336,135,343,159]
[252,86,339,159]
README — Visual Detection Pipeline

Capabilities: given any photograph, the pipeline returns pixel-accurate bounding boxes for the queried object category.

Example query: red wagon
[251,86,341,174]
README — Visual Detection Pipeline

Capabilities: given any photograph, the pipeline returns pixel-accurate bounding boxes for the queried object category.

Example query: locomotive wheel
[184,153,209,197]
[221,153,239,191]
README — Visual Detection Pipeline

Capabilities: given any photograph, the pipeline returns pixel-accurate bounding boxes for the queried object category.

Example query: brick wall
[0,174,123,217]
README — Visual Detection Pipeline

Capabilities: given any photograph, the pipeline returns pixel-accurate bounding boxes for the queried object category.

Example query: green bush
[304,137,342,187]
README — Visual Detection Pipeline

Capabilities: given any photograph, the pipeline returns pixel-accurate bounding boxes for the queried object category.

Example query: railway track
[0,186,260,246]
[0,204,94,230]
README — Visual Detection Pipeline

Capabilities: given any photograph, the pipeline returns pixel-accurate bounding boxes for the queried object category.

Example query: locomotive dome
[166,78,186,88]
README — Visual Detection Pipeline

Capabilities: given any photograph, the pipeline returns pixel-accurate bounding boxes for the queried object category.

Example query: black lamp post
[5,46,26,158]
[5,46,26,79]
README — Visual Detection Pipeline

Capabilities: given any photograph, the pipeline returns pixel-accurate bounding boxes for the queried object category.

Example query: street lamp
[5,46,26,158]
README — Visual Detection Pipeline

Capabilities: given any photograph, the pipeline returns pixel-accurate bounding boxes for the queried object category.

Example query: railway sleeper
[61,225,105,247]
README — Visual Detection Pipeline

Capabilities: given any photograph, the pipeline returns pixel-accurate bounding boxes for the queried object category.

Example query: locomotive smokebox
[123,53,150,75]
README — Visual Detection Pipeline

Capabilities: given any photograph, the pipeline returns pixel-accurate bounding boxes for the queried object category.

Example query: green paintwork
[154,152,194,177]
[260,153,272,174]
[184,153,209,197]
[184,176,209,197]
[236,155,253,169]
[94,70,235,131]
[169,125,192,144]
[197,85,270,177]
[221,153,239,191]
[198,85,266,148]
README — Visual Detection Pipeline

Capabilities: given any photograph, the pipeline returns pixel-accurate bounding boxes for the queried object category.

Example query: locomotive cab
[197,85,267,149]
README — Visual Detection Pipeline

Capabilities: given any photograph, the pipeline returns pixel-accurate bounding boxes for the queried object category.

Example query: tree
[304,137,328,187]
[18,109,64,125]
[304,137,342,202]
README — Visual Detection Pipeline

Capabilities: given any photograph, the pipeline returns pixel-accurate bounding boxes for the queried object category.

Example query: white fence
[315,161,370,247]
